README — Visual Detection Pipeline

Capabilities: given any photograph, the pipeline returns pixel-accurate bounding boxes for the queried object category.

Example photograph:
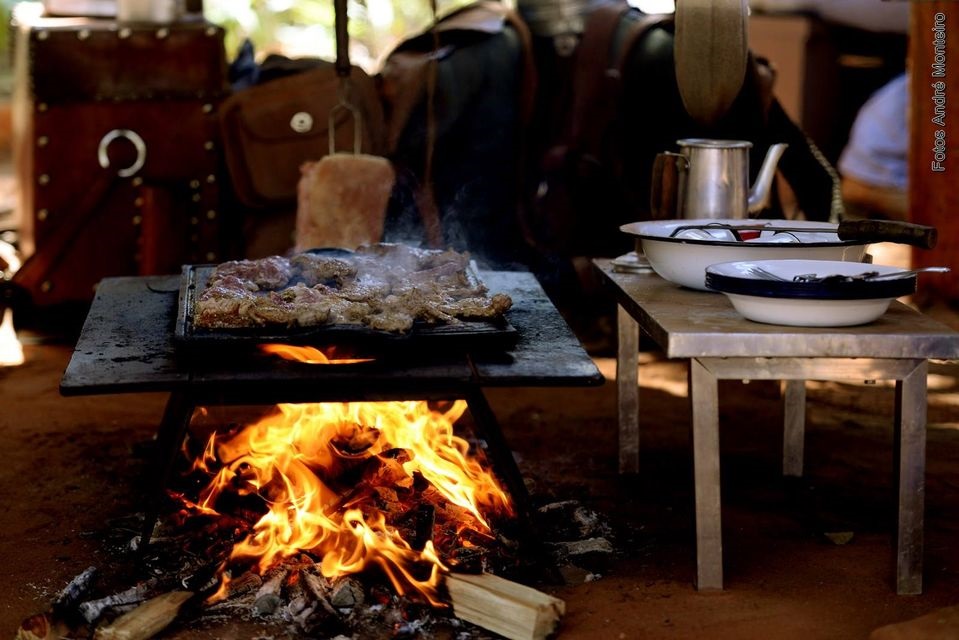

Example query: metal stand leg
[894,361,927,595]
[466,387,533,523]
[139,391,196,551]
[617,305,640,474]
[783,380,806,477]
[690,359,723,590]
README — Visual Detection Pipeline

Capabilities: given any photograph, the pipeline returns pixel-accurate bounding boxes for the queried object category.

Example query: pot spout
[747,143,788,214]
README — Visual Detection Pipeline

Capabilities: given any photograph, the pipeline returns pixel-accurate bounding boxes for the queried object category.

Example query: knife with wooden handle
[835,220,938,249]
[671,220,938,249]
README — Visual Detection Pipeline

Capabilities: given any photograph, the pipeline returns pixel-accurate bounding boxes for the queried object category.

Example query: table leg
[894,360,927,595]
[617,304,640,474]
[782,380,806,477]
[690,358,723,590]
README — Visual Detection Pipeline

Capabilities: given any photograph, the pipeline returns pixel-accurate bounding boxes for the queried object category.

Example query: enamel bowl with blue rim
[704,259,916,327]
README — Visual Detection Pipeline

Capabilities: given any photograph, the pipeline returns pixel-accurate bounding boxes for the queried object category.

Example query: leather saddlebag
[219,62,387,210]
[11,17,230,309]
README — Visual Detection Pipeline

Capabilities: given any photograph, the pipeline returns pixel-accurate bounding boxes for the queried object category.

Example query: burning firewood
[328,576,365,607]
[133,397,524,635]
[446,572,565,640]
[225,569,262,597]
[252,567,289,616]
[286,575,310,615]
[290,569,351,636]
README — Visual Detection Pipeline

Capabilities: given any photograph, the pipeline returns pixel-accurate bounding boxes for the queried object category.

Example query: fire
[260,344,373,365]
[0,309,24,367]
[0,238,24,367]
[184,399,512,605]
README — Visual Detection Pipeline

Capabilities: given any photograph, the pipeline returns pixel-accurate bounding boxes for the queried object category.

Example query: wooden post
[909,2,959,303]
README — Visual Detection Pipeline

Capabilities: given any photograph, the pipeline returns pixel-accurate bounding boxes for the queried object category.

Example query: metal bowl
[704,259,916,326]
[620,219,869,291]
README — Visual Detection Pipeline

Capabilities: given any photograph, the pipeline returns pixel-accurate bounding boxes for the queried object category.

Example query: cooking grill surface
[174,265,520,353]
[61,270,603,397]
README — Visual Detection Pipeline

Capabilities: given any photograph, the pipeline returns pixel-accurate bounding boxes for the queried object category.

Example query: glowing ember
[0,309,24,367]
[182,400,512,605]
[260,344,373,365]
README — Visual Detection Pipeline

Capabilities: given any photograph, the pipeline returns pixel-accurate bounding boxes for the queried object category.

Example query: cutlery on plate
[793,267,950,283]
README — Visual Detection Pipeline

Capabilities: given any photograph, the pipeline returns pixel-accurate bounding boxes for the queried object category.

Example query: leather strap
[480,1,538,124]
[13,170,118,294]
[418,0,444,248]
[570,3,669,160]
[333,0,351,78]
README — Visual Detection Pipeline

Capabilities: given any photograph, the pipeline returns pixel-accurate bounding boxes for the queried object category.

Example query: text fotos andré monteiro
[931,11,946,173]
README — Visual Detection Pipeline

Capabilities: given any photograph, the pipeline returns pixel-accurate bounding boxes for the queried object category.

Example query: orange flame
[204,572,232,606]
[187,400,512,604]
[260,344,373,365]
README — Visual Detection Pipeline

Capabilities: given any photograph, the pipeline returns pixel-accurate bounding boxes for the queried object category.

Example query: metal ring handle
[98,129,147,178]
[328,100,363,155]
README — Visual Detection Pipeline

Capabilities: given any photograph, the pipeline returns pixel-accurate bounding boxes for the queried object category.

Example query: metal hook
[328,78,362,155]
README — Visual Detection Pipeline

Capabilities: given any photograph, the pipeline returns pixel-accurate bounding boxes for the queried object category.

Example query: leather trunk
[11,17,230,309]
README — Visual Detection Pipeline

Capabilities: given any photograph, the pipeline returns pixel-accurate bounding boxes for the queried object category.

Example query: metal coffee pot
[651,139,788,219]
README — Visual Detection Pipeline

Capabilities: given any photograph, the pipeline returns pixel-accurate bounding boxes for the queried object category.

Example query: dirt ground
[3,304,959,639]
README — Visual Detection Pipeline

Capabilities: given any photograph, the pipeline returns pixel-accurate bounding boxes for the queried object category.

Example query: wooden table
[595,259,959,595]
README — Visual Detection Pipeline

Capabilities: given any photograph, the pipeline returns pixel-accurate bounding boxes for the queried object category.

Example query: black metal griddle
[61,269,603,548]
[175,264,519,353]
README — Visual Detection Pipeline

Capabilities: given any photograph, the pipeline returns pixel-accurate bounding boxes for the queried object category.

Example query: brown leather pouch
[219,63,387,210]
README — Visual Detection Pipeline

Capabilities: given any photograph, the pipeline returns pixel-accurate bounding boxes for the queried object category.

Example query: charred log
[78,579,159,624]
[252,568,288,617]
[52,566,98,617]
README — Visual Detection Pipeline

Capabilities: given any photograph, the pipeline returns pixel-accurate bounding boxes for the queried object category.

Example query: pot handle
[650,152,687,219]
